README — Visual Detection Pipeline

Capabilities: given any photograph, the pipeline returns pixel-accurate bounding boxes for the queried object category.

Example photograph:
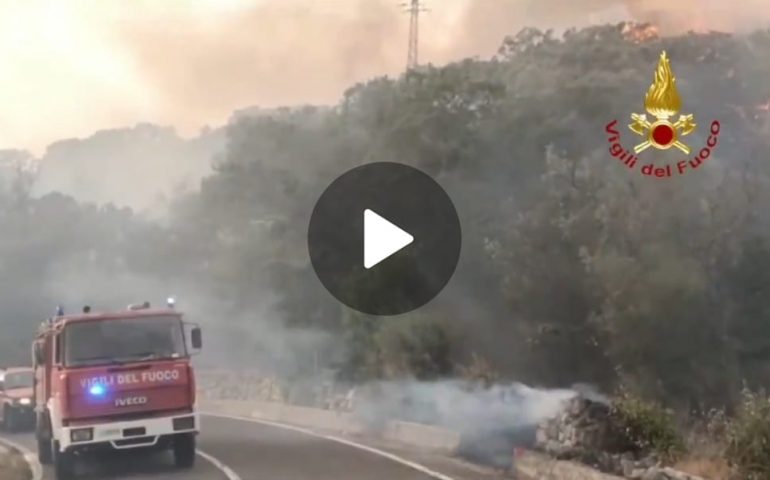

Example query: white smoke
[355,379,577,433]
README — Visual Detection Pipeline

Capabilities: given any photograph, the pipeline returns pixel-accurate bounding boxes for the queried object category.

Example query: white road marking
[197,449,242,480]
[0,435,43,480]
[202,412,458,480]
[0,434,240,480]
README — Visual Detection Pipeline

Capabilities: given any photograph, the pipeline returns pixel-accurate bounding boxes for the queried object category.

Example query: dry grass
[673,408,733,480]
[0,447,31,480]
[674,455,732,480]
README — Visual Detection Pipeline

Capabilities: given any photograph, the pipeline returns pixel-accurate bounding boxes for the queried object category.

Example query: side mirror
[33,343,45,364]
[191,327,202,350]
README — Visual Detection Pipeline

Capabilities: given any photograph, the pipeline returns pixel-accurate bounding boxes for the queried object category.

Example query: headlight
[19,398,31,405]
[173,416,195,431]
[71,428,93,442]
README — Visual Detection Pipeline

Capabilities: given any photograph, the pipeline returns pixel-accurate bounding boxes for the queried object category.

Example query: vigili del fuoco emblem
[604,50,721,179]
[628,51,696,154]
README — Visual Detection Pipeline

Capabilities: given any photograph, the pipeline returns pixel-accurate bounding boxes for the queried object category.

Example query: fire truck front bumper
[59,412,199,453]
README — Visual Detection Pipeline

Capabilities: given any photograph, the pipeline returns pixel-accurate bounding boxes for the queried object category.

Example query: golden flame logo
[644,51,681,119]
[629,51,696,154]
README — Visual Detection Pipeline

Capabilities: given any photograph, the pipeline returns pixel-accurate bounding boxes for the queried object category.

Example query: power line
[401,0,428,70]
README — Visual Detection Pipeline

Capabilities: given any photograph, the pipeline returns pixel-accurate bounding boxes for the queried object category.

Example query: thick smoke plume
[42,258,337,377]
[3,0,769,153]
[114,0,770,133]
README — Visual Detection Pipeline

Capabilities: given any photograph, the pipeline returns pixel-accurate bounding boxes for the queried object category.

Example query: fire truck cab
[32,301,202,480]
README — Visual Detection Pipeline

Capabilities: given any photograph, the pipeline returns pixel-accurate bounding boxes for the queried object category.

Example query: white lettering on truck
[79,369,181,388]
[141,370,179,382]
[115,396,148,407]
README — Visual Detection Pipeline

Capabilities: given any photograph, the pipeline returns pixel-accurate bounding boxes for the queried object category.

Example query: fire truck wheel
[36,412,53,464]
[172,433,196,468]
[37,435,53,464]
[52,441,75,480]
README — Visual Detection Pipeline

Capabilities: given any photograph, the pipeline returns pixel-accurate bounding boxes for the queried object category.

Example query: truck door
[33,335,53,410]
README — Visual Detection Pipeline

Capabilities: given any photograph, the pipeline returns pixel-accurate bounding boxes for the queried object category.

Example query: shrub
[457,353,499,387]
[610,391,686,462]
[374,313,453,380]
[725,387,770,480]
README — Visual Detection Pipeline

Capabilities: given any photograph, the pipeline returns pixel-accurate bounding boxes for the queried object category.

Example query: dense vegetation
[2,23,770,423]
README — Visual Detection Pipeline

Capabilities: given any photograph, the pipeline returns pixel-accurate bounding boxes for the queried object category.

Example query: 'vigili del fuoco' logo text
[605,51,721,178]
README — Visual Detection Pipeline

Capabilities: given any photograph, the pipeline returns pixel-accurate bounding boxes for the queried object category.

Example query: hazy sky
[1,0,768,154]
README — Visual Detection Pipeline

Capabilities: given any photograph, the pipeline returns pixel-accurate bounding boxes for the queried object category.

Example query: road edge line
[202,412,457,480]
[196,449,242,480]
[0,436,43,480]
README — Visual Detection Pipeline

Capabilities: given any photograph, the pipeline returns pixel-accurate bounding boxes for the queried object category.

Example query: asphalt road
[0,414,458,480]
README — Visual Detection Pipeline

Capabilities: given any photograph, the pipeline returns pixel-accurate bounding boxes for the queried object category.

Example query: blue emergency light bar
[88,384,106,396]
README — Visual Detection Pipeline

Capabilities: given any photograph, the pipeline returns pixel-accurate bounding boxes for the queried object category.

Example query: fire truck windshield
[3,371,33,389]
[63,315,187,367]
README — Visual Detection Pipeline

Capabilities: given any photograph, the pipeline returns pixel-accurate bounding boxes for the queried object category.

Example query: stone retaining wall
[516,450,625,480]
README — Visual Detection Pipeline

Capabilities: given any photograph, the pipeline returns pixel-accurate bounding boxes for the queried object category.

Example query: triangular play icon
[364,209,414,269]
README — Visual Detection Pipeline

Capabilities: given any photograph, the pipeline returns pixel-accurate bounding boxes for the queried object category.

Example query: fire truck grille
[111,412,153,422]
[123,427,146,437]
[70,408,192,425]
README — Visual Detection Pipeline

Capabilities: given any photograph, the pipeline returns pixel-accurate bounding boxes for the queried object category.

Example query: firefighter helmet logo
[628,51,696,154]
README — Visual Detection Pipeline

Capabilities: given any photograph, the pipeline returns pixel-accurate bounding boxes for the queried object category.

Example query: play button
[364,209,413,269]
[308,162,461,316]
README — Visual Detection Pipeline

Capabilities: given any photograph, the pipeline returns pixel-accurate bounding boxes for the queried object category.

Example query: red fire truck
[32,300,203,480]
